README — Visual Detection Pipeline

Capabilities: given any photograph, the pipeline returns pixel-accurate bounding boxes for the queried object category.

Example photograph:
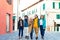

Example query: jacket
[39,19,46,29]
[28,19,33,33]
[23,19,28,27]
[33,17,39,28]
[18,20,24,29]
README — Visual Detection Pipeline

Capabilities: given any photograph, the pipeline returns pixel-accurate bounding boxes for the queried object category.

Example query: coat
[39,19,46,29]
[18,20,24,29]
[33,17,39,28]
[28,19,33,33]
[23,19,28,27]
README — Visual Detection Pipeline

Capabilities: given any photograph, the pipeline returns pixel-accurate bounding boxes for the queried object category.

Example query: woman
[28,18,33,40]
[18,17,24,39]
[23,15,29,39]
[33,15,39,40]
[39,15,46,39]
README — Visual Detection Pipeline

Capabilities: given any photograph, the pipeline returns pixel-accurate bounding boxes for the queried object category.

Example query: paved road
[0,31,60,40]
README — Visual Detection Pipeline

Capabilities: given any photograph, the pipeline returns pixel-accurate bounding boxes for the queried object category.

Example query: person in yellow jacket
[33,14,39,40]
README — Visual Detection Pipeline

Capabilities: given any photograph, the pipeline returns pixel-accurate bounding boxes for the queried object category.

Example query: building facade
[0,0,13,34]
[13,0,20,31]
[41,0,60,32]
[20,0,60,32]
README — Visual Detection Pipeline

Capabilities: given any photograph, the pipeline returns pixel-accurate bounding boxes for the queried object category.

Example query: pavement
[0,31,60,40]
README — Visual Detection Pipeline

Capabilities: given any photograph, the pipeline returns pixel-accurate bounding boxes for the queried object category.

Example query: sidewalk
[0,31,60,40]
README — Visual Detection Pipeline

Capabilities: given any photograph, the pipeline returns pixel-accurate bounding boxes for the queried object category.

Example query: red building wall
[0,0,13,34]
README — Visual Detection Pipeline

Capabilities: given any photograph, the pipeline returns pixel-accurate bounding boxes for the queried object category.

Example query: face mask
[25,19,28,22]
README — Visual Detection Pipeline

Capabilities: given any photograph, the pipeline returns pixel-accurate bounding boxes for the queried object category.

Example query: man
[18,17,24,39]
[23,15,29,39]
[39,15,46,39]
[33,14,39,40]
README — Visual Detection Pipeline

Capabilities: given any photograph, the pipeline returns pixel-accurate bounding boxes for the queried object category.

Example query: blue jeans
[30,27,33,39]
[19,26,23,37]
[40,25,45,37]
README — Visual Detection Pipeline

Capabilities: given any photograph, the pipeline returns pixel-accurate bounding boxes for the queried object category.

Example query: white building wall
[13,0,18,31]
[19,0,60,32]
[41,1,60,32]
[20,0,39,10]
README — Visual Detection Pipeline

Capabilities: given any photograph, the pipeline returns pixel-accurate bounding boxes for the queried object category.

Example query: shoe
[41,36,44,39]
[31,38,33,40]
[31,39,33,40]
[25,36,29,39]
[36,37,38,40]
[27,36,29,39]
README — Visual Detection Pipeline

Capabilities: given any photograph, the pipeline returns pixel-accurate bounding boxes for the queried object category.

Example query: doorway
[13,16,16,31]
[6,14,10,33]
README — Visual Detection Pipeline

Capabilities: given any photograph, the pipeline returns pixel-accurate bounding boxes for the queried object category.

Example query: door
[13,16,16,30]
[6,14,10,32]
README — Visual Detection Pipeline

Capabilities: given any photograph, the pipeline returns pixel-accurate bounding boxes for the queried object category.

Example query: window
[13,16,16,20]
[6,0,12,5]
[53,2,55,9]
[59,2,60,9]
[43,4,45,10]
[56,14,60,19]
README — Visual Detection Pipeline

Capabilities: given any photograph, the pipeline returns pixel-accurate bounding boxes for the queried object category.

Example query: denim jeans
[19,26,23,37]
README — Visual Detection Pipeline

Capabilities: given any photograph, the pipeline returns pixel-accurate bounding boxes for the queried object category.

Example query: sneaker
[41,36,44,39]
[25,36,29,39]
[27,36,29,39]
[31,39,33,40]
[31,37,33,40]
[36,37,38,40]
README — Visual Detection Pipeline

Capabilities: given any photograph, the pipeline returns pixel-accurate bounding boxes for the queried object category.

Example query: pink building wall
[0,0,13,34]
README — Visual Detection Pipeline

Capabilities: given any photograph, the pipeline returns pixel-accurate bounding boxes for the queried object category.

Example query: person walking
[28,18,33,40]
[33,14,39,40]
[39,15,46,39]
[23,15,29,39]
[18,17,24,39]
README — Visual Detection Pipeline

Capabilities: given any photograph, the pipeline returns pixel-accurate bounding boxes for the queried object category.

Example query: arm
[43,19,46,29]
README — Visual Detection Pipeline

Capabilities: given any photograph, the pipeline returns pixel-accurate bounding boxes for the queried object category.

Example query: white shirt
[40,19,43,25]
[20,21,22,26]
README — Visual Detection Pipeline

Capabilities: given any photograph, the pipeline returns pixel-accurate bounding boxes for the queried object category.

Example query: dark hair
[24,15,28,18]
[40,15,44,19]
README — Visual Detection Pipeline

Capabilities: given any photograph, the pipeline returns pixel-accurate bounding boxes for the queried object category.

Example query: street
[0,31,60,40]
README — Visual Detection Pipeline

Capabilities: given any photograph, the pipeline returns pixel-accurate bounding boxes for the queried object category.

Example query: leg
[30,28,33,39]
[19,29,20,39]
[24,27,26,38]
[40,25,43,39]
[26,27,29,39]
[21,27,23,37]
[24,27,29,39]
[42,29,45,38]
[35,28,39,40]
[41,28,45,39]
